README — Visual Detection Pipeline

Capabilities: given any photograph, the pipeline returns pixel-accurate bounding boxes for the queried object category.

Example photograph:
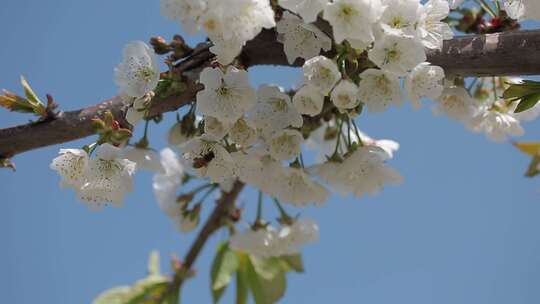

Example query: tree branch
[2,29,540,159]
[157,181,245,302]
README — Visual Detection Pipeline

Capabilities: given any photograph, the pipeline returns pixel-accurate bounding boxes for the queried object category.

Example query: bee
[192,151,215,169]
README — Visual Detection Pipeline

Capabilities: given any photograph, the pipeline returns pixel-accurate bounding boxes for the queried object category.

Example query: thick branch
[428,29,540,77]
[2,29,540,158]
[158,181,245,301]
[243,29,540,77]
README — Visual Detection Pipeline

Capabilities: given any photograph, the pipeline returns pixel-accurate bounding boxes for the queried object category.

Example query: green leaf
[503,84,535,100]
[0,92,35,113]
[280,254,304,273]
[245,257,270,304]
[521,80,540,88]
[249,256,282,280]
[20,76,43,107]
[93,286,132,304]
[246,255,287,304]
[125,281,169,304]
[211,243,239,303]
[93,251,174,304]
[514,142,540,157]
[93,281,171,304]
[503,80,540,113]
[525,155,540,178]
[515,92,540,113]
[236,254,249,304]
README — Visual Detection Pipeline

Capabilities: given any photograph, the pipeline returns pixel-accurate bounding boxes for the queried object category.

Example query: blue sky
[1,1,540,303]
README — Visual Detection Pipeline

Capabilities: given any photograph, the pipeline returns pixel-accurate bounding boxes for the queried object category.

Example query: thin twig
[155,181,245,302]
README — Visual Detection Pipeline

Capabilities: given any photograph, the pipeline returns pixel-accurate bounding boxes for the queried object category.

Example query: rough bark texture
[2,29,540,159]
[428,29,540,77]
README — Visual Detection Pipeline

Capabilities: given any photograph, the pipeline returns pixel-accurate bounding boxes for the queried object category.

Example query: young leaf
[236,254,249,304]
[514,92,540,113]
[92,251,173,304]
[245,257,271,304]
[525,155,540,178]
[0,90,36,113]
[503,80,540,113]
[513,142,540,157]
[246,255,288,304]
[503,84,536,100]
[211,243,239,303]
[93,286,132,304]
[20,76,43,106]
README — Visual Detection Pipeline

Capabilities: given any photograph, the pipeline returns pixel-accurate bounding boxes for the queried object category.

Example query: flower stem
[332,119,344,156]
[255,191,263,223]
[475,0,497,18]
[273,198,293,225]
[351,119,364,146]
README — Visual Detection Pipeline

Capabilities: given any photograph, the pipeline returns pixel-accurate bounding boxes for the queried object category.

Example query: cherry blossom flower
[50,148,89,189]
[230,218,320,257]
[276,12,332,64]
[434,85,481,123]
[405,62,445,108]
[272,168,329,207]
[379,0,421,36]
[278,0,327,23]
[358,69,403,112]
[229,118,259,147]
[114,41,160,98]
[77,144,137,209]
[417,0,454,50]
[196,66,256,124]
[323,0,383,46]
[469,102,525,142]
[312,146,403,198]
[230,227,280,257]
[293,85,325,116]
[160,0,207,34]
[306,124,400,161]
[368,32,426,76]
[124,148,162,172]
[202,0,275,64]
[181,135,236,184]
[267,129,304,161]
[203,116,231,140]
[303,56,341,95]
[331,79,360,110]
[153,148,186,231]
[250,85,303,139]
[125,92,154,127]
[276,218,320,254]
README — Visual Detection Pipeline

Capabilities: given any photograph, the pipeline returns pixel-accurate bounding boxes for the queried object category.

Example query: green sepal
[280,254,304,273]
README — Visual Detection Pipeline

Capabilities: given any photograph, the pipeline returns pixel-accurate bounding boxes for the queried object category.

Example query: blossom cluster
[230,218,320,257]
[50,144,136,209]
[433,76,540,142]
[49,0,540,260]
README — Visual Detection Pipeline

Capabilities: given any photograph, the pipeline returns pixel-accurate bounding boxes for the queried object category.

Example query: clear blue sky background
[1,1,540,303]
